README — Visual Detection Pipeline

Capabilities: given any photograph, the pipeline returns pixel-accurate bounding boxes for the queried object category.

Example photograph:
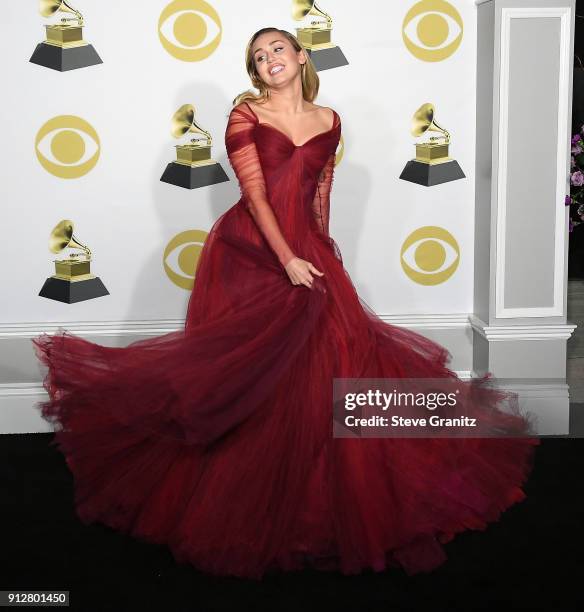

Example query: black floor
[1,431,582,612]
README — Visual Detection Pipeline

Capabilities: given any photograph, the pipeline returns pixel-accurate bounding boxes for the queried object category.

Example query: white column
[473,0,577,433]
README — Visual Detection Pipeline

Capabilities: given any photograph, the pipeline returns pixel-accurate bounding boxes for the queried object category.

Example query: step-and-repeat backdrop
[0,0,478,323]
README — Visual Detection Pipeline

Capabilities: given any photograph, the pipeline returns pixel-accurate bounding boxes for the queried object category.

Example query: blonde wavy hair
[232,27,319,107]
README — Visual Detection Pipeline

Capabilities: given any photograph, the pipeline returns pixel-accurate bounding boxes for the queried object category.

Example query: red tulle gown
[32,101,540,579]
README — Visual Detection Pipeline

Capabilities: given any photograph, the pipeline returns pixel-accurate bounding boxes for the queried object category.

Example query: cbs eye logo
[35,115,100,179]
[402,0,463,62]
[400,226,460,285]
[158,0,222,62]
[163,229,208,290]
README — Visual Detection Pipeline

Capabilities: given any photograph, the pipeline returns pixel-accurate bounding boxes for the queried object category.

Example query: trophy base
[29,42,103,72]
[304,45,349,71]
[399,159,466,187]
[38,276,109,304]
[160,161,230,190]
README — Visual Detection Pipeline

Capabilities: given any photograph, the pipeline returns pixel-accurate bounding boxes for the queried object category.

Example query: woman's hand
[284,257,324,288]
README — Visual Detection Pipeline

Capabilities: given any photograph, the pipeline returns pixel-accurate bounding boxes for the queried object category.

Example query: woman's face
[251,32,306,88]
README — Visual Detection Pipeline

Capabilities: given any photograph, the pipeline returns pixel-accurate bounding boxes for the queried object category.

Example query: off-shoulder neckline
[240,101,339,148]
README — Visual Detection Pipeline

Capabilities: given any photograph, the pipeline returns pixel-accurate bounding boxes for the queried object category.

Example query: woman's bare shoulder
[309,103,333,111]
[238,99,269,112]
[305,103,331,113]
[309,104,336,125]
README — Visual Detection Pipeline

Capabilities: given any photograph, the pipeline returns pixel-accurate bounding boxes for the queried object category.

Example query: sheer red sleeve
[311,151,336,237]
[225,103,296,268]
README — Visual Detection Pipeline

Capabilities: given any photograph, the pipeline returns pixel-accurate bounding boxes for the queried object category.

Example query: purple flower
[566,194,572,205]
[571,170,584,186]
[573,134,582,144]
[572,143,582,155]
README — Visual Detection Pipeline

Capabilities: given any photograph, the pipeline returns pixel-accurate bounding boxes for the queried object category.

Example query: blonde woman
[33,27,539,580]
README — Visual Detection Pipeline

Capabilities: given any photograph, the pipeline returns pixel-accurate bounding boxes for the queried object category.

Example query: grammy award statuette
[29,0,102,72]
[160,104,229,190]
[291,0,348,71]
[399,103,465,187]
[38,220,109,304]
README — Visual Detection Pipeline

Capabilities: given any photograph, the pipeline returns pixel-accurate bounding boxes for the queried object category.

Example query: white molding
[495,6,571,319]
[0,313,472,338]
[0,369,475,401]
[376,313,470,328]
[0,319,184,338]
[2,311,574,348]
[0,383,47,397]
[469,314,577,341]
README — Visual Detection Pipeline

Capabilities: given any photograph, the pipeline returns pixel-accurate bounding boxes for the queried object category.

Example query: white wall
[0,0,479,326]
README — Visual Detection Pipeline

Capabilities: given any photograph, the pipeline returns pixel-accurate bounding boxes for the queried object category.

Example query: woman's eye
[256,46,283,63]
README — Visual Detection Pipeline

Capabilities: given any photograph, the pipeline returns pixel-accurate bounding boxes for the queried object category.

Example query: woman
[33,27,540,579]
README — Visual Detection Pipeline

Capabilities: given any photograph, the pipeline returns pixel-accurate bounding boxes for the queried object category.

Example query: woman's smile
[269,64,285,75]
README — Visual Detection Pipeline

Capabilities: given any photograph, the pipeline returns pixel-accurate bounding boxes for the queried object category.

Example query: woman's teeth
[270,65,284,75]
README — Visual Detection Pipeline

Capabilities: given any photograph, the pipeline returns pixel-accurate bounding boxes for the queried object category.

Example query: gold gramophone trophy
[160,104,229,190]
[291,0,348,71]
[29,0,102,72]
[38,220,109,303]
[399,103,465,187]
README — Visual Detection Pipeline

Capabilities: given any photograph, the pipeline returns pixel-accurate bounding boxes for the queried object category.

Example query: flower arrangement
[567,127,584,232]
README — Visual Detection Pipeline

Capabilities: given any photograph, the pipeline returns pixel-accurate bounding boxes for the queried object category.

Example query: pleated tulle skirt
[32,214,539,579]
